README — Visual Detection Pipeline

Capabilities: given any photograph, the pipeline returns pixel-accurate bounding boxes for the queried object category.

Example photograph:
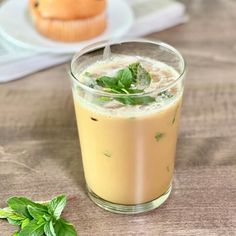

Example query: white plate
[0,0,134,53]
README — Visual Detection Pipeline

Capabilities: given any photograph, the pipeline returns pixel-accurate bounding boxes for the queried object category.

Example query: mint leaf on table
[44,221,56,236]
[7,218,22,226]
[12,231,20,236]
[48,195,66,221]
[7,197,47,219]
[18,219,45,236]
[55,219,77,236]
[21,218,30,229]
[0,207,25,221]
[27,205,49,220]
[0,194,78,236]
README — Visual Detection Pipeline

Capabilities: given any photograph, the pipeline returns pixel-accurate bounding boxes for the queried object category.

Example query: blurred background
[0,0,187,82]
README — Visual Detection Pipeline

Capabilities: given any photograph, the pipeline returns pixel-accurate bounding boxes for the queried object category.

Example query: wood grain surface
[0,0,236,235]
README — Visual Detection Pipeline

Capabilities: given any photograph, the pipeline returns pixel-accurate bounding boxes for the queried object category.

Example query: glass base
[87,185,172,214]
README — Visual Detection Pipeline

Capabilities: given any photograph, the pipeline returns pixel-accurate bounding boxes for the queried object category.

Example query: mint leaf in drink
[117,68,133,88]
[104,87,123,94]
[129,62,151,87]
[18,219,45,236]
[127,88,144,94]
[55,219,77,236]
[155,132,165,141]
[95,62,155,106]
[128,62,140,81]
[159,91,174,99]
[96,76,118,88]
[103,151,112,158]
[48,195,66,220]
[116,95,155,106]
[97,96,111,103]
[84,71,94,77]
[7,197,47,219]
[136,63,151,88]
[132,96,155,105]
[44,221,56,236]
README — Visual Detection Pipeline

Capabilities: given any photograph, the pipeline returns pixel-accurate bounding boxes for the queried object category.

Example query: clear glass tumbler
[69,39,186,214]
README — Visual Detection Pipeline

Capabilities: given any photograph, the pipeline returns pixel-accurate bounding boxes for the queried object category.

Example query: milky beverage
[73,53,182,205]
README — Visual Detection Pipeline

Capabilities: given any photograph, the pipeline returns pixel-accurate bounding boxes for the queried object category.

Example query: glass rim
[69,38,187,98]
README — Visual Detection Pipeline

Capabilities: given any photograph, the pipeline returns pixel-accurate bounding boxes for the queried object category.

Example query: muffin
[29,0,107,42]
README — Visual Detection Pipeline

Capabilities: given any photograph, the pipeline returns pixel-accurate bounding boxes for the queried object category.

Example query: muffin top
[32,0,107,20]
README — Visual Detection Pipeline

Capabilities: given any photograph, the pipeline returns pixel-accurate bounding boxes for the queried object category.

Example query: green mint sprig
[0,195,77,236]
[95,62,155,105]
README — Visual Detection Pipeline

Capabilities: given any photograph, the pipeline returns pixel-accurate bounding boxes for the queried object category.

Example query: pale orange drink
[70,39,186,214]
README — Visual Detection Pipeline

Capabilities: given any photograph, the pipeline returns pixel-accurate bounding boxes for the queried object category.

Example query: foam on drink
[73,55,182,117]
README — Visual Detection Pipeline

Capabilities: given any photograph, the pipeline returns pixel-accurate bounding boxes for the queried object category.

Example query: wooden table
[1,1,236,235]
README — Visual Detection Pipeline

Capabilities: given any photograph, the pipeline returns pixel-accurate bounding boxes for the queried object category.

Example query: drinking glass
[69,39,186,214]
